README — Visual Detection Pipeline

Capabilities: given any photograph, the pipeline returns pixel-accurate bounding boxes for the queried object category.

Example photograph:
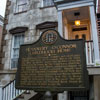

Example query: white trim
[11,34,24,58]
[10,34,24,69]
[58,11,63,37]
[11,35,15,60]
[64,26,68,39]
[41,0,43,7]
[57,0,94,11]
[10,35,16,69]
[14,0,28,13]
[89,5,100,64]
[96,0,99,13]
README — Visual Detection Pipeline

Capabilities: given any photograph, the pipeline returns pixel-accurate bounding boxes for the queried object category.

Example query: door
[71,26,90,41]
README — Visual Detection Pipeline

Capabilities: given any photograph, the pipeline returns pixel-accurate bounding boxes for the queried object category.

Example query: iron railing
[85,40,94,65]
[2,79,24,100]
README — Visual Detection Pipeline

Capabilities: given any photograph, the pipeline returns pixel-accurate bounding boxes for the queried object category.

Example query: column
[58,10,68,100]
[89,5,100,65]
[58,10,63,37]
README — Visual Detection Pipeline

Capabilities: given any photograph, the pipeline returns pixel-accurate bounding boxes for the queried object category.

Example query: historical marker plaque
[15,29,89,92]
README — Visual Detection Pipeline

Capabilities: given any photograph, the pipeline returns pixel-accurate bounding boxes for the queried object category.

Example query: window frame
[14,0,28,14]
[41,0,54,8]
[11,33,24,69]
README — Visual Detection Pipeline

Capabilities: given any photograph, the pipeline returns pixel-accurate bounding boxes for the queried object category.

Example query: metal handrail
[2,79,24,100]
[2,79,15,89]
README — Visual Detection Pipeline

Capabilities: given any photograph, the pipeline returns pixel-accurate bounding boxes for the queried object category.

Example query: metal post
[44,91,53,100]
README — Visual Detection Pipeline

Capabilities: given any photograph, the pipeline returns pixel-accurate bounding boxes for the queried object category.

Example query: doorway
[71,25,90,40]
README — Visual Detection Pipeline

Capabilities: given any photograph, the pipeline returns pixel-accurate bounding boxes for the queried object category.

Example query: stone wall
[0,25,3,49]
[0,0,58,86]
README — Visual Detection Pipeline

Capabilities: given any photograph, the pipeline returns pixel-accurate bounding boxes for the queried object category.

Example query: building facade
[0,0,100,100]
[0,15,4,50]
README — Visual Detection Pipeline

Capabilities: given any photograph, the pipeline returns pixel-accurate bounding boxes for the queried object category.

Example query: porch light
[74,12,80,26]
[75,20,80,26]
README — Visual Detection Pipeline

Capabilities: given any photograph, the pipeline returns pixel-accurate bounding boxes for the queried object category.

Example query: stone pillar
[94,76,100,100]
[58,11,63,37]
[89,5,100,65]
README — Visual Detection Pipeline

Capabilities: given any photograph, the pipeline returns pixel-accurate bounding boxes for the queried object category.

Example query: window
[36,21,58,36]
[75,35,79,39]
[43,0,54,7]
[82,34,86,40]
[15,0,27,13]
[11,34,24,68]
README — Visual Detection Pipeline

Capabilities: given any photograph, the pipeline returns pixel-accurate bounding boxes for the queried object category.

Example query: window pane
[13,48,19,58]
[14,36,17,47]
[11,34,24,68]
[43,0,54,7]
[20,35,24,45]
[14,35,19,48]
[11,58,18,68]
[82,34,86,40]
[13,34,24,58]
[15,0,27,13]
[17,0,27,5]
[75,35,79,39]
[18,5,23,12]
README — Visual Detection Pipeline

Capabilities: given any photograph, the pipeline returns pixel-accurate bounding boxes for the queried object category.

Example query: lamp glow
[75,20,80,26]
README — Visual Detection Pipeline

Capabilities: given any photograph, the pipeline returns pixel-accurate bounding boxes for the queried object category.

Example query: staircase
[13,91,37,100]
[1,79,57,100]
[2,79,37,100]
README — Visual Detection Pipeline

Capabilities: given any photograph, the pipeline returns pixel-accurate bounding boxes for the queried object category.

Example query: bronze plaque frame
[15,29,89,92]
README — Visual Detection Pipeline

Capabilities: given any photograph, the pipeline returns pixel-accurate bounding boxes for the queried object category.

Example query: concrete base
[58,91,68,100]
[94,76,100,100]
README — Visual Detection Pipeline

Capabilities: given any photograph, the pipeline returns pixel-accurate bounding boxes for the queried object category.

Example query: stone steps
[13,91,37,100]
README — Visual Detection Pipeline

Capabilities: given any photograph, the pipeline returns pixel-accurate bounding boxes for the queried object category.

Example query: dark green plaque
[15,29,89,92]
